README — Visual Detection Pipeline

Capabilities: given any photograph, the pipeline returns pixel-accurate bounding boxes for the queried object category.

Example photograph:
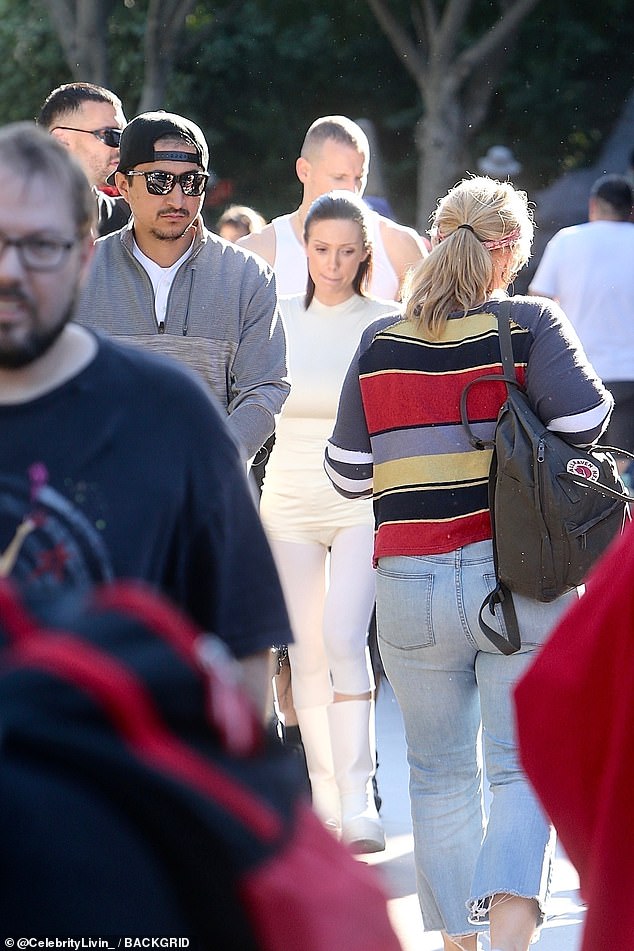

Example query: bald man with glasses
[75,111,289,464]
[38,82,130,237]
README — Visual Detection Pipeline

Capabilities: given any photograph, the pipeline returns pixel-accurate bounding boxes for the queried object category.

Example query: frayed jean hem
[467,890,546,940]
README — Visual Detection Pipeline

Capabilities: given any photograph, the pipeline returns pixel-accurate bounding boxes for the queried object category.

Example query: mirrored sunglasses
[126,169,209,197]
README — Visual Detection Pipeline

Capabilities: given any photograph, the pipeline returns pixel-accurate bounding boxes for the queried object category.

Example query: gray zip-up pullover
[75,218,289,459]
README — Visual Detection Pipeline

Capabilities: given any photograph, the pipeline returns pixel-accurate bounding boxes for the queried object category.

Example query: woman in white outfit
[260,191,401,852]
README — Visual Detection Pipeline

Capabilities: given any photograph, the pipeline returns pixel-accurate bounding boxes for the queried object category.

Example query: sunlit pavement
[361,684,585,951]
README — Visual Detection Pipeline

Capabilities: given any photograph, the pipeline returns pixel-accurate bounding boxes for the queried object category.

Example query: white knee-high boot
[295,705,340,831]
[328,699,385,853]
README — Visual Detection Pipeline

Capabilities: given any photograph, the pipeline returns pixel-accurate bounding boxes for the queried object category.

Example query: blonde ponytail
[404,177,533,339]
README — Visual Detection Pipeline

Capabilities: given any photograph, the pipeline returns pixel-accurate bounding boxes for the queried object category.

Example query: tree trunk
[43,0,115,84]
[42,0,197,112]
[366,0,542,229]
[139,0,199,112]
[76,0,112,84]
[416,79,466,230]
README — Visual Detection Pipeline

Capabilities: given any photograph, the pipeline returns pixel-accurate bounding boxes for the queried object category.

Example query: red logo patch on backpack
[566,458,601,482]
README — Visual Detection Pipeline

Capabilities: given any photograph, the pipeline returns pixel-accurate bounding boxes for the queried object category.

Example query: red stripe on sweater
[374,511,492,559]
[361,366,525,432]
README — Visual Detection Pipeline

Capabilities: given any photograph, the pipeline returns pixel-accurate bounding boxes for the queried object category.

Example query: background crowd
[0,56,633,951]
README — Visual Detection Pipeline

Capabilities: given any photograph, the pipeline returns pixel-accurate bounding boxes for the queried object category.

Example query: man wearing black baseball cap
[76,111,289,463]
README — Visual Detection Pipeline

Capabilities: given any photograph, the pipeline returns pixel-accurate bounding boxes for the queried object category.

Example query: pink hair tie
[482,226,521,250]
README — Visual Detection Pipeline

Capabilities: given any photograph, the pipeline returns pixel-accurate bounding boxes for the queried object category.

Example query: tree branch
[434,0,473,66]
[366,0,427,86]
[76,0,113,84]
[455,0,542,77]
[140,0,200,112]
[161,0,195,36]
[40,0,76,72]
[410,2,426,55]
[146,0,197,60]
[420,0,437,39]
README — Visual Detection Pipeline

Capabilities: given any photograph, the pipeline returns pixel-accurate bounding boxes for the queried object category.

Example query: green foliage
[478,0,634,191]
[0,0,633,222]
[0,0,67,122]
[106,1,148,108]
[169,0,416,220]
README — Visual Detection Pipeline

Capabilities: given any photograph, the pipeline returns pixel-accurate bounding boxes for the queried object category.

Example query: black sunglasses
[52,126,122,148]
[126,169,209,197]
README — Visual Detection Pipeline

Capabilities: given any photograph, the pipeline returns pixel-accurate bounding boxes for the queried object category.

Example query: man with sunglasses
[38,82,130,237]
[76,111,288,464]
[0,121,292,716]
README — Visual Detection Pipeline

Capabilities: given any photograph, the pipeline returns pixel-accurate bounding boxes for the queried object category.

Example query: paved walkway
[364,685,585,951]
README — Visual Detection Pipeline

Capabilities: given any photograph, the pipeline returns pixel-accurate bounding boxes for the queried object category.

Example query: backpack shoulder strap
[478,434,522,655]
[496,299,516,381]
[483,299,522,653]
[457,298,524,653]
[478,583,521,655]
[459,299,519,450]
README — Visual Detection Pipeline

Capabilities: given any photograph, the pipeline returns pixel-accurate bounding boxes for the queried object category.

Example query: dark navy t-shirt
[0,334,291,658]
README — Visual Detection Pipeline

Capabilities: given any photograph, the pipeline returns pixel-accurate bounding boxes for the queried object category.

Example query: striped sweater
[325,296,612,561]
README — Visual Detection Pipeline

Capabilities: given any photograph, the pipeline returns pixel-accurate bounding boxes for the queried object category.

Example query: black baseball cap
[107,111,209,184]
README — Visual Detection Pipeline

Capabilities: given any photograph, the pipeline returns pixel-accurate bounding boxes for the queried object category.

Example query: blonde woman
[260,191,401,852]
[325,178,612,949]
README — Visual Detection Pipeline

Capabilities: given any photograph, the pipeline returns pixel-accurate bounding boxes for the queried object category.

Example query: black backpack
[460,301,632,654]
[0,580,401,950]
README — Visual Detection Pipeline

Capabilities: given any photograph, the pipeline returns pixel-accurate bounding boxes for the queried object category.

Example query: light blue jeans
[376,540,576,938]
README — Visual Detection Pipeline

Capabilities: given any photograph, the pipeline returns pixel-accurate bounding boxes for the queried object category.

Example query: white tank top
[271,210,400,300]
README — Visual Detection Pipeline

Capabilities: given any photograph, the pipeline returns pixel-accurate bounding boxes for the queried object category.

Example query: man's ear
[114,171,130,201]
[296,156,311,184]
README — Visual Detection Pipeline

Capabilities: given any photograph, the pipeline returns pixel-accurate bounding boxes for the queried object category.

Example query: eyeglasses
[0,232,78,271]
[126,169,209,197]
[52,126,122,148]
